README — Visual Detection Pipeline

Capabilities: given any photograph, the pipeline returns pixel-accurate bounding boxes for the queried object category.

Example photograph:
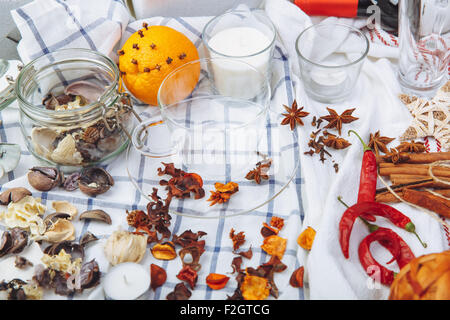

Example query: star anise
[367,131,395,156]
[395,140,426,153]
[245,159,272,184]
[319,107,358,135]
[322,133,351,150]
[382,148,410,164]
[281,100,309,130]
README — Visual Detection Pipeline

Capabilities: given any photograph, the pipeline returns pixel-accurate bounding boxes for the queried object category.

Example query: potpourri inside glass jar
[15,49,138,172]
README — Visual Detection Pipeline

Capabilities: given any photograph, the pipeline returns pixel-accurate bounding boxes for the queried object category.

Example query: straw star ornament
[399,81,450,151]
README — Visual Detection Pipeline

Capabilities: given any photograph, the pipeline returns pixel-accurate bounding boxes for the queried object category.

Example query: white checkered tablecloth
[1,2,306,300]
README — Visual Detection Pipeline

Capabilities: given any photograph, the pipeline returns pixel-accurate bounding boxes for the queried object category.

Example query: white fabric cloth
[265,0,449,300]
[11,0,130,64]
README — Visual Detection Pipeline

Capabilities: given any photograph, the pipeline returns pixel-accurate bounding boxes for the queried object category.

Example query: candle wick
[123,274,129,285]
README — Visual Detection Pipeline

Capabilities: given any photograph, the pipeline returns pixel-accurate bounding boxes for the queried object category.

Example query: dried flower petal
[240,274,270,300]
[297,227,316,251]
[166,282,191,300]
[214,182,239,193]
[289,266,304,288]
[151,242,177,260]
[206,273,230,290]
[150,264,167,291]
[231,256,243,274]
[270,216,284,230]
[230,228,246,251]
[260,223,278,238]
[261,235,287,259]
[238,247,253,260]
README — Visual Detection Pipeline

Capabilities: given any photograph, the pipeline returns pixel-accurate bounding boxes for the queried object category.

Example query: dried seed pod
[206,273,230,290]
[63,172,81,191]
[80,231,99,246]
[43,212,71,229]
[151,242,177,260]
[176,265,198,289]
[27,167,62,192]
[79,209,111,225]
[150,264,167,291]
[8,228,29,255]
[0,187,32,205]
[179,246,202,271]
[43,219,76,243]
[80,259,101,289]
[43,241,84,261]
[52,201,78,219]
[0,231,13,257]
[78,167,114,196]
[14,256,33,269]
[82,127,100,144]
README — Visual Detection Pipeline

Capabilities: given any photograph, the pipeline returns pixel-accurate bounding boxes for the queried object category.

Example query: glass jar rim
[202,9,277,59]
[295,23,370,69]
[15,48,120,117]
[157,57,271,132]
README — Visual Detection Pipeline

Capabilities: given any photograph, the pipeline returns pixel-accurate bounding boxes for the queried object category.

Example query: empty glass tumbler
[398,0,450,95]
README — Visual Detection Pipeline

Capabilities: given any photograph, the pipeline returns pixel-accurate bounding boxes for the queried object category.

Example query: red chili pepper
[339,201,426,258]
[348,130,378,222]
[358,227,415,285]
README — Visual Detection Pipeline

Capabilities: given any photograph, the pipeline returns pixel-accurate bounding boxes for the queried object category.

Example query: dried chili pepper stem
[405,222,427,248]
[337,196,378,233]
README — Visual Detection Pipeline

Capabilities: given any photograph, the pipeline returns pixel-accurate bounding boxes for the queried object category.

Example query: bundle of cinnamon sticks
[376,152,450,218]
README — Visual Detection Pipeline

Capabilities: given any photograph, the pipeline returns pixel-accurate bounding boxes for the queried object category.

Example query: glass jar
[15,49,138,172]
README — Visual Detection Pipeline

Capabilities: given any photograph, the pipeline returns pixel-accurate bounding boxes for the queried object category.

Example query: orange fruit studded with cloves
[118,24,200,106]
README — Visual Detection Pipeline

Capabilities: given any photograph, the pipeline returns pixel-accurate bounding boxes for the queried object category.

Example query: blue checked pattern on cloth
[1,2,307,300]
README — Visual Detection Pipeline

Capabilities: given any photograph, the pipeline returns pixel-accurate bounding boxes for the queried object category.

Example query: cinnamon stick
[402,189,450,218]
[379,163,450,178]
[389,174,450,186]
[376,189,450,204]
[377,152,450,164]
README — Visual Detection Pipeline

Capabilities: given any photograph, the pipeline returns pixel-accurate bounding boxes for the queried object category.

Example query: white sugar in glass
[203,10,275,98]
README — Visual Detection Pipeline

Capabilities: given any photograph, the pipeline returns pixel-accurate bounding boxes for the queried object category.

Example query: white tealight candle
[207,27,272,98]
[103,262,150,300]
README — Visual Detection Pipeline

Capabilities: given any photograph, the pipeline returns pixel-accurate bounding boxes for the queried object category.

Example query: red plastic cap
[294,0,358,17]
